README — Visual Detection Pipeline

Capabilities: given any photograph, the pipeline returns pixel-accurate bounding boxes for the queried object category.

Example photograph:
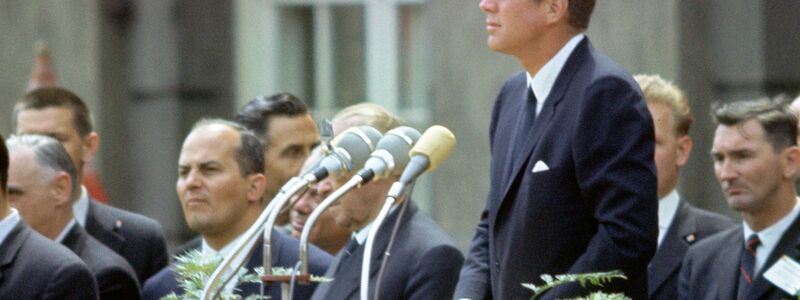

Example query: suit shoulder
[92,201,162,231]
[273,229,333,273]
[403,211,460,254]
[686,226,739,258]
[142,266,179,300]
[82,235,139,280]
[686,205,734,234]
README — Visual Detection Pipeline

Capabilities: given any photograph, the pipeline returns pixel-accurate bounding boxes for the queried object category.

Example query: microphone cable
[372,182,415,300]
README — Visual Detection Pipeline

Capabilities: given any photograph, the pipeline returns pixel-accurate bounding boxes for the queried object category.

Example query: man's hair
[235,93,310,146]
[567,0,595,30]
[712,97,798,151]
[635,74,693,136]
[14,87,94,136]
[192,119,264,176]
[333,103,404,134]
[0,134,7,192]
[5,135,79,196]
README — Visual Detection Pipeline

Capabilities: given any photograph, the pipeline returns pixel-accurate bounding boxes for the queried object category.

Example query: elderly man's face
[6,148,65,236]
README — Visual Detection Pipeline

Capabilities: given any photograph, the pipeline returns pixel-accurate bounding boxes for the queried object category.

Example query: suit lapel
[0,221,29,284]
[716,229,744,300]
[84,200,125,253]
[648,200,694,294]
[496,39,589,211]
[749,213,800,300]
[60,224,85,257]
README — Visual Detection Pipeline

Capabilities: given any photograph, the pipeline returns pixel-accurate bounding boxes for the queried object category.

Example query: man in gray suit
[680,98,800,299]
[309,104,464,300]
[635,74,732,300]
[6,134,140,299]
[0,134,99,299]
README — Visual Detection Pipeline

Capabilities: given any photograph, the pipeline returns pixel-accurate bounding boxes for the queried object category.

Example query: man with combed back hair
[309,103,464,300]
[143,119,331,300]
[680,98,800,300]
[0,134,99,299]
[634,74,732,300]
[14,86,168,283]
[458,0,657,298]
[236,93,320,228]
[6,135,140,300]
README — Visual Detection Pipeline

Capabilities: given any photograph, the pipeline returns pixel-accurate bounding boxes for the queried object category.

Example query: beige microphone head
[408,125,456,171]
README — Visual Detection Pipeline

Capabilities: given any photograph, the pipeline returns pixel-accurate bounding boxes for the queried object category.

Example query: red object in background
[26,41,110,204]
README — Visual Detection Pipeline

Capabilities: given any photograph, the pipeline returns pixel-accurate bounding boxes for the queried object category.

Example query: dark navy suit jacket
[680,212,800,300]
[84,197,168,283]
[142,229,331,300]
[455,37,658,300]
[648,199,732,300]
[310,201,464,300]
[62,223,141,300]
[0,220,99,300]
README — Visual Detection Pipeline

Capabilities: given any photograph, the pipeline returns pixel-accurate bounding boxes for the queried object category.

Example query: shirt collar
[73,185,90,226]
[55,218,77,244]
[354,223,372,245]
[526,33,585,113]
[0,208,21,247]
[742,196,800,273]
[201,233,247,259]
[657,190,681,246]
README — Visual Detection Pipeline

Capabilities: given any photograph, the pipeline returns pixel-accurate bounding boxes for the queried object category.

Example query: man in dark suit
[236,93,320,228]
[6,134,140,299]
[634,74,733,300]
[14,87,168,282]
[680,99,800,300]
[142,119,331,300]
[309,104,465,300]
[456,1,658,299]
[0,134,99,299]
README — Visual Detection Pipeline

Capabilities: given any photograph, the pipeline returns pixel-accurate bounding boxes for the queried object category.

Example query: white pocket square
[532,160,550,173]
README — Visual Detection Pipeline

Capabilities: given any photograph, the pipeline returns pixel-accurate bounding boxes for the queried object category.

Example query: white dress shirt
[55,218,78,244]
[73,186,90,226]
[0,208,21,247]
[201,233,257,295]
[742,197,800,274]
[526,33,585,116]
[657,190,680,247]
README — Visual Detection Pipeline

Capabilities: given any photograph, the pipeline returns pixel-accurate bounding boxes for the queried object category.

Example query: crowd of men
[1,0,800,299]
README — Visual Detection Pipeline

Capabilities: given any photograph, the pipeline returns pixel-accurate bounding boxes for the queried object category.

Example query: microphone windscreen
[333,126,382,170]
[376,126,421,175]
[408,125,456,171]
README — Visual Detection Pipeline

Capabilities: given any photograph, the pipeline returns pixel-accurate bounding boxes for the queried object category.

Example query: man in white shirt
[0,134,99,299]
[142,119,331,300]
[680,98,800,299]
[5,134,139,299]
[635,74,732,300]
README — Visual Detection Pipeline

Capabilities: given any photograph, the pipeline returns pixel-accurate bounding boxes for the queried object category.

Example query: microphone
[388,125,456,197]
[356,126,422,183]
[300,125,383,184]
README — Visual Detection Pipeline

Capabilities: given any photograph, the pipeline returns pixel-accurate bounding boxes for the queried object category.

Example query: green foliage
[521,270,630,300]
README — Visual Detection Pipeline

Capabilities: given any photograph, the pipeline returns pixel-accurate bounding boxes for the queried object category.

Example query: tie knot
[746,234,760,253]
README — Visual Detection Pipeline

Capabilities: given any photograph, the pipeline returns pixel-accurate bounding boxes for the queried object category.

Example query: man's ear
[782,146,800,180]
[246,173,267,203]
[676,135,694,167]
[81,132,100,165]
[544,0,570,25]
[50,172,74,207]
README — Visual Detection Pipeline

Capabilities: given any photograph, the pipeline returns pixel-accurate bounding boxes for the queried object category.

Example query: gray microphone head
[372,126,422,177]
[332,126,382,171]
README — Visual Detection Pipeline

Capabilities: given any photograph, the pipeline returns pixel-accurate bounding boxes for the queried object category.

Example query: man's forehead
[180,127,239,161]
[16,107,77,134]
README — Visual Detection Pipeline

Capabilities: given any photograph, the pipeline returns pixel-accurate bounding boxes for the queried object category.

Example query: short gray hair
[712,97,798,151]
[5,134,79,196]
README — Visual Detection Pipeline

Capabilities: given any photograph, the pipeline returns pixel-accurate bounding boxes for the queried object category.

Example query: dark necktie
[512,87,538,160]
[737,234,760,299]
[335,236,361,273]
